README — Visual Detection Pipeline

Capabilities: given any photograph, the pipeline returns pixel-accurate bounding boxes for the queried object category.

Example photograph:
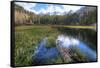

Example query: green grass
[15,25,96,66]
[64,26,96,29]
[15,25,60,66]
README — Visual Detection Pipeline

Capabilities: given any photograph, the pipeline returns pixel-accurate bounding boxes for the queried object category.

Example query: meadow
[15,25,63,66]
[13,3,97,66]
[15,25,96,66]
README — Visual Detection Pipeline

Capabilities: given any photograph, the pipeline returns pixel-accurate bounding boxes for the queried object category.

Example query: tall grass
[15,25,60,66]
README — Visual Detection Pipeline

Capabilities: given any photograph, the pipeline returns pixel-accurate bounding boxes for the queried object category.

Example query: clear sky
[15,2,84,15]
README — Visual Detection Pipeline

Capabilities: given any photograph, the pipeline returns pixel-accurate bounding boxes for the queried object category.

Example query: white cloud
[34,5,64,15]
[36,5,81,15]
[36,8,47,14]
[15,0,96,15]
[15,2,82,15]
[15,2,37,12]
[62,5,82,12]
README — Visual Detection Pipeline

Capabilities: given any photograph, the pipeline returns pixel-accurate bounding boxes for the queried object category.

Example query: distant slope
[77,6,96,14]
[76,6,97,25]
[14,4,97,26]
[15,4,37,25]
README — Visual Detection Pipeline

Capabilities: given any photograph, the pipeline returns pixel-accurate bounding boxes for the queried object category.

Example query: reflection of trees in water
[57,27,97,51]
[56,39,89,63]
[69,46,89,62]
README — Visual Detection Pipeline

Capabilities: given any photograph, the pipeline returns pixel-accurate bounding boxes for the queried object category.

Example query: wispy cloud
[37,5,81,15]
[62,5,82,12]
[15,2,37,12]
[15,2,82,15]
[15,0,97,15]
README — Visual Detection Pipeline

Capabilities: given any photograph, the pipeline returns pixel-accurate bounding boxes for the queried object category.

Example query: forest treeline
[15,4,97,26]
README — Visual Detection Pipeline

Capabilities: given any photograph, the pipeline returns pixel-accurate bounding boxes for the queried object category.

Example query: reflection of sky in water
[33,35,96,64]
[56,35,96,61]
[32,38,58,64]
[56,35,79,48]
[77,42,96,61]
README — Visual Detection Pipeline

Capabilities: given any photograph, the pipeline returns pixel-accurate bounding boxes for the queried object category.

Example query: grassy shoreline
[15,25,96,30]
[15,25,61,66]
[15,25,96,66]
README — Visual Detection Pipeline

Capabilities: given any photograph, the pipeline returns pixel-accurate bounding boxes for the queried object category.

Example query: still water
[56,35,96,61]
[32,28,97,64]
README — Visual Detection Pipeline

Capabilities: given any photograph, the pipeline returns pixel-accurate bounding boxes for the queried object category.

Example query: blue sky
[30,3,49,11]
[15,2,83,15]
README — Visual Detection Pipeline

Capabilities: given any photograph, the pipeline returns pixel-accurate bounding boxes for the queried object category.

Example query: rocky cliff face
[14,4,37,25]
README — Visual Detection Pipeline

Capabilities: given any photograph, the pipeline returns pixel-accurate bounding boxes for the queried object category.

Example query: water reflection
[32,37,59,65]
[32,30,97,64]
[56,34,96,62]
[56,35,79,48]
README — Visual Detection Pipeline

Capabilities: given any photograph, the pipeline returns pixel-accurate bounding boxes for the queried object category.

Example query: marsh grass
[15,25,60,66]
[15,25,96,66]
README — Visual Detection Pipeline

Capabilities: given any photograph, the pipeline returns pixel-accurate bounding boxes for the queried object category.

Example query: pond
[32,28,97,65]
[56,34,96,62]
